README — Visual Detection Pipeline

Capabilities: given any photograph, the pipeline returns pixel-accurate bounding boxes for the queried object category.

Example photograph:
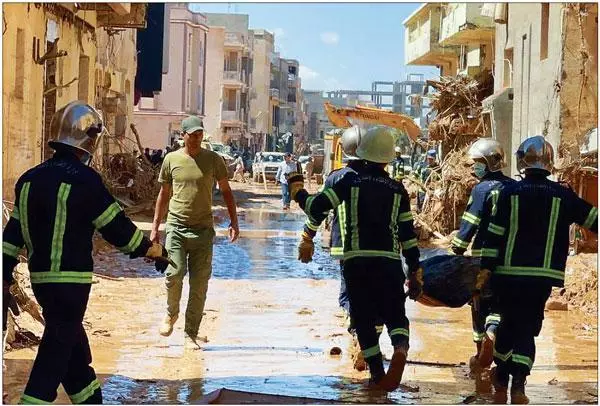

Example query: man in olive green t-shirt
[151,116,239,347]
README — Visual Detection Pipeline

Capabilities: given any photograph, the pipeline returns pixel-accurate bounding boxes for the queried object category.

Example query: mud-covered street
[3,183,598,404]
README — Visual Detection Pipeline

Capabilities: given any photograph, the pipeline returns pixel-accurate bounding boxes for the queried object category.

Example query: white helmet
[355,126,396,164]
[48,101,104,164]
[468,138,505,172]
[394,146,402,154]
[341,125,362,158]
[516,135,554,174]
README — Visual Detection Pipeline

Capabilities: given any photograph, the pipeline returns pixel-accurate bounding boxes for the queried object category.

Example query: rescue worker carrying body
[481,135,598,404]
[2,101,172,405]
[288,126,422,391]
[390,146,406,181]
[298,126,382,371]
[450,138,516,372]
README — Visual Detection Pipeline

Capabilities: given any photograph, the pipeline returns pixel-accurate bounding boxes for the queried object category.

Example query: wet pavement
[3,187,598,404]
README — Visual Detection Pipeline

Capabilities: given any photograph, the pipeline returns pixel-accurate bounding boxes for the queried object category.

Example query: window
[224,52,238,71]
[199,40,204,66]
[459,45,468,72]
[225,89,237,111]
[186,79,191,110]
[78,56,90,102]
[187,33,192,62]
[540,3,549,60]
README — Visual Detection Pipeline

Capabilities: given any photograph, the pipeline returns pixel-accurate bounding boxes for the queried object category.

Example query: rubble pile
[426,69,494,149]
[417,148,478,236]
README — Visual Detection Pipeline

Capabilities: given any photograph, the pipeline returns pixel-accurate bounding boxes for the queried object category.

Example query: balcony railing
[224,32,244,47]
[224,70,241,81]
[270,88,280,99]
[222,110,241,122]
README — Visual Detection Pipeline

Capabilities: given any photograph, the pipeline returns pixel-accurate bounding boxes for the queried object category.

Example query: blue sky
[189,3,440,91]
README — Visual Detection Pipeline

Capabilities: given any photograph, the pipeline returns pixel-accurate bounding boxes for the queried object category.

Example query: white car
[252,152,285,182]
[202,141,235,177]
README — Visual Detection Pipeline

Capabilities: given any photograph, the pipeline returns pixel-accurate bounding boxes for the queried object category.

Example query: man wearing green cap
[151,115,239,348]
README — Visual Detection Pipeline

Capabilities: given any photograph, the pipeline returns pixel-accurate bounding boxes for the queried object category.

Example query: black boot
[491,366,509,404]
[366,354,385,388]
[511,374,529,404]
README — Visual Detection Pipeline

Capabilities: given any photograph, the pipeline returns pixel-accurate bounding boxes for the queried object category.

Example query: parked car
[298,155,311,174]
[252,152,285,182]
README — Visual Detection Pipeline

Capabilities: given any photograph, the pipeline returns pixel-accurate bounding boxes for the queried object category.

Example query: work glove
[3,281,19,332]
[286,172,305,202]
[472,268,491,312]
[407,267,424,301]
[145,243,175,273]
[298,232,315,264]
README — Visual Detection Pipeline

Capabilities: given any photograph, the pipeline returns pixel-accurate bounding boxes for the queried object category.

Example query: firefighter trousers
[471,294,500,343]
[22,284,101,404]
[343,257,409,378]
[492,279,552,377]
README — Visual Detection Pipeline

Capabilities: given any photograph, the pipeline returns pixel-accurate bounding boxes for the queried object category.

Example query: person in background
[417,149,439,212]
[304,156,314,188]
[275,152,299,211]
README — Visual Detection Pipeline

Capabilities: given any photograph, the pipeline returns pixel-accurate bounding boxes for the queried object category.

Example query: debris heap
[417,70,494,236]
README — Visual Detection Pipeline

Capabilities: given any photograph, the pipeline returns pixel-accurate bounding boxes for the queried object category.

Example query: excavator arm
[324,102,421,141]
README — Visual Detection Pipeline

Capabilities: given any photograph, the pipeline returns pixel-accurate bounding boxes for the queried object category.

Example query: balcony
[223,70,244,88]
[269,88,280,100]
[439,3,495,46]
[403,3,459,67]
[224,32,245,49]
[222,109,243,125]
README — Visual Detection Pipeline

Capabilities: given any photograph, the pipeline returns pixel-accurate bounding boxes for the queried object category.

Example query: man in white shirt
[275,152,300,210]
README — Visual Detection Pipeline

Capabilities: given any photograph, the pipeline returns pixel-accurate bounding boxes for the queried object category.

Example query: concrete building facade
[249,29,275,152]
[3,3,145,200]
[133,3,208,150]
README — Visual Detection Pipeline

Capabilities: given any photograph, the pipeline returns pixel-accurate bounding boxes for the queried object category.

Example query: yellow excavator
[322,102,422,174]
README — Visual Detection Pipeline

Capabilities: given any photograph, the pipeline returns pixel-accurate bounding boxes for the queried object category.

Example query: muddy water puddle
[4,206,598,404]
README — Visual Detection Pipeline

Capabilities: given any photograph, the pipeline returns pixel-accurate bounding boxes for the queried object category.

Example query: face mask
[472,162,488,178]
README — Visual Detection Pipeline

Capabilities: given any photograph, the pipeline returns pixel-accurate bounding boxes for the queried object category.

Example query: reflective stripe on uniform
[19,182,33,259]
[390,194,401,254]
[485,313,501,326]
[330,246,344,258]
[583,207,598,229]
[305,220,319,232]
[490,190,500,216]
[401,238,418,250]
[69,378,101,404]
[471,249,482,256]
[30,271,93,284]
[389,327,409,338]
[93,202,122,229]
[338,204,347,249]
[305,195,318,223]
[11,206,19,221]
[3,241,20,258]
[452,237,469,249]
[398,211,413,222]
[20,394,50,404]
[495,266,564,281]
[50,183,72,273]
[350,187,359,251]
[323,188,341,208]
[480,248,498,258]
[493,348,513,362]
[512,354,533,370]
[473,331,485,342]
[543,197,561,269]
[488,223,506,236]
[118,229,144,254]
[462,211,481,226]
[362,344,381,358]
[344,250,402,261]
[504,195,519,266]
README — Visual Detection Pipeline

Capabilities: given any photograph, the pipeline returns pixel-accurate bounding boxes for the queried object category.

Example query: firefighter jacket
[451,171,516,256]
[297,164,420,271]
[304,161,364,259]
[481,173,598,287]
[2,151,152,285]
[390,157,406,180]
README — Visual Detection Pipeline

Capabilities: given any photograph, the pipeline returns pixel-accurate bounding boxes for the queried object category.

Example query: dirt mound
[550,253,598,318]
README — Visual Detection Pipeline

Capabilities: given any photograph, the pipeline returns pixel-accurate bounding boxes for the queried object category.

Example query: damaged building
[2,3,147,201]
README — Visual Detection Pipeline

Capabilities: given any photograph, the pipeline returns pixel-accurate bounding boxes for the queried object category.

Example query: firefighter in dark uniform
[481,136,598,404]
[390,147,406,181]
[416,149,439,212]
[450,139,516,372]
[290,126,422,391]
[298,126,382,372]
[2,101,172,404]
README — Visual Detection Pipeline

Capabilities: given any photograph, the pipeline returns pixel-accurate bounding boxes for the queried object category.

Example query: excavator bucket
[323,102,421,141]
